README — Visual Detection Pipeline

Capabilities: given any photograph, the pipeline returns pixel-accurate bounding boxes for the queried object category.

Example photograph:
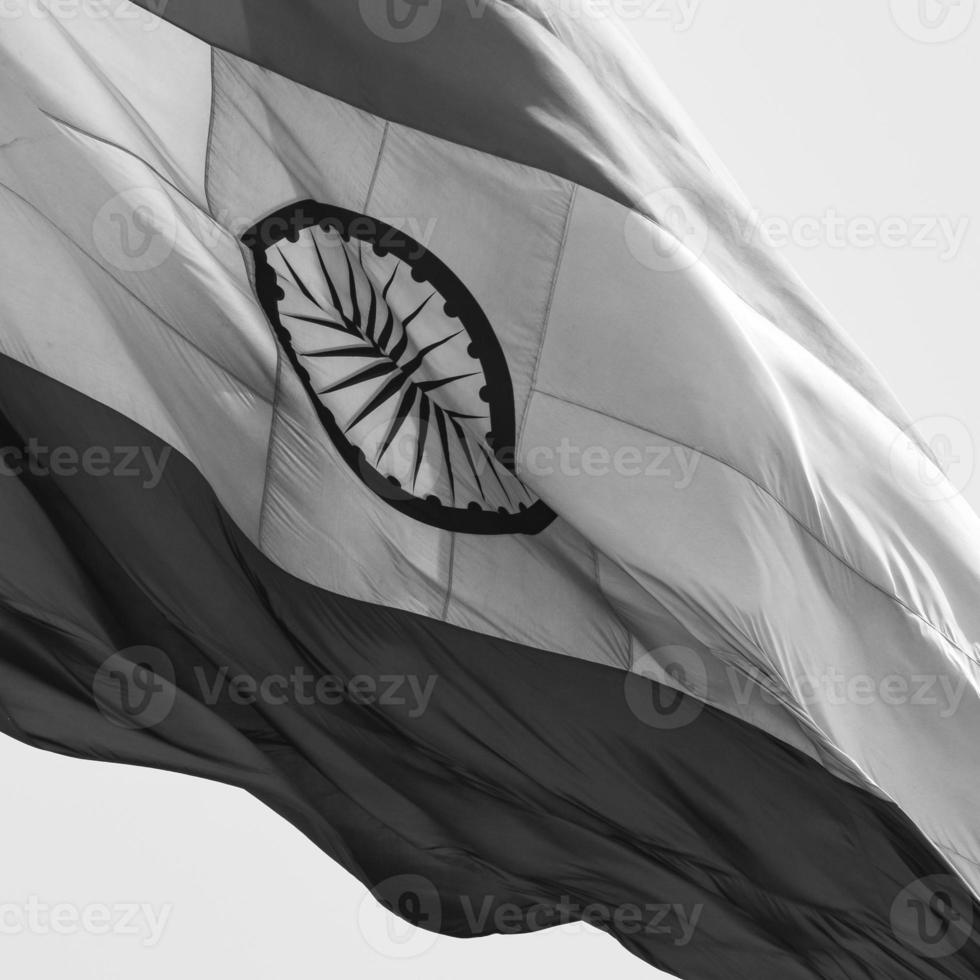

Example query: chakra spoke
[277,248,322,310]
[341,244,361,328]
[389,293,436,364]
[318,359,397,395]
[382,264,398,301]
[481,443,514,506]
[451,417,484,498]
[345,373,407,433]
[446,409,488,421]
[434,407,456,504]
[284,313,355,336]
[399,331,461,376]
[376,386,418,464]
[302,343,379,359]
[362,250,379,340]
[401,293,435,330]
[417,372,478,393]
[377,304,396,352]
[312,235,348,322]
[412,398,431,490]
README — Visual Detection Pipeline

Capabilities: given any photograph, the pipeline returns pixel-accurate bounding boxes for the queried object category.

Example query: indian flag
[1,1,979,976]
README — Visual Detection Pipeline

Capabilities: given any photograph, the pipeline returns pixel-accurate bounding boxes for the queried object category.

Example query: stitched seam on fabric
[357,120,459,621]
[253,183,284,551]
[38,110,221,230]
[256,283,286,550]
[935,842,980,869]
[440,533,457,622]
[0,180,271,405]
[204,46,217,216]
[362,120,390,212]
[590,541,886,784]
[531,387,978,668]
[590,547,632,671]
[515,183,576,461]
[0,597,106,655]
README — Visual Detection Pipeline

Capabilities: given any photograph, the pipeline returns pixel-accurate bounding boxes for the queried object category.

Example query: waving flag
[2,2,980,976]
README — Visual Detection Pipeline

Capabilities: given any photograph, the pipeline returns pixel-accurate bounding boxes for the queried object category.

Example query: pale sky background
[1,2,977,978]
